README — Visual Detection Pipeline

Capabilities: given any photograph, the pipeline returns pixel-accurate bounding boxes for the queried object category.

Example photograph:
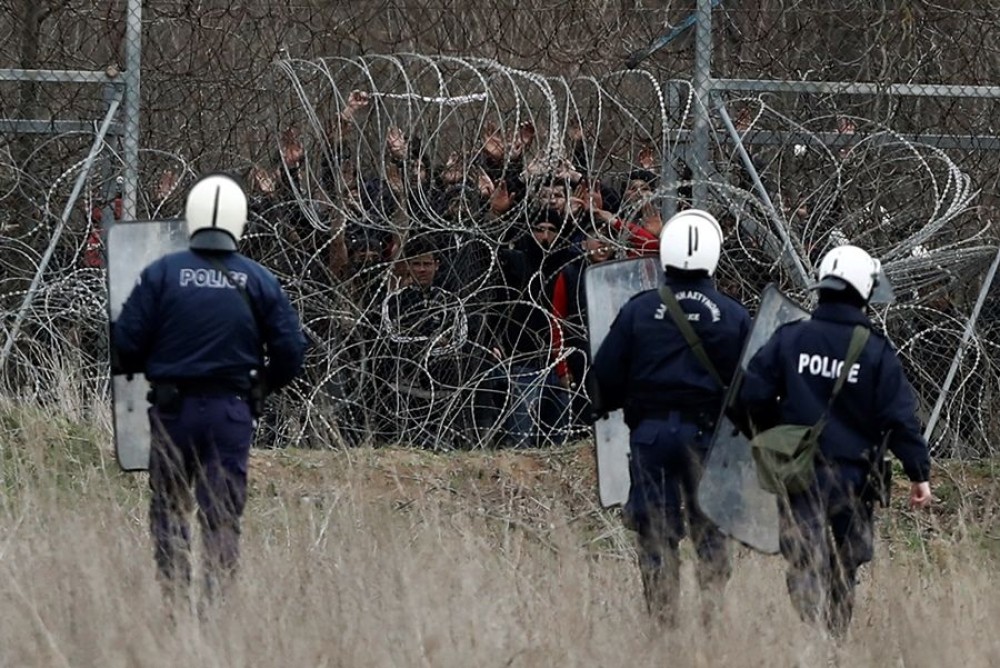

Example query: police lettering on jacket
[178,267,248,289]
[796,353,860,383]
[593,275,751,423]
[113,249,306,391]
[737,301,930,482]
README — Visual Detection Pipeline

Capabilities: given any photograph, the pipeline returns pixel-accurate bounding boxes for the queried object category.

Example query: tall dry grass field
[0,397,998,667]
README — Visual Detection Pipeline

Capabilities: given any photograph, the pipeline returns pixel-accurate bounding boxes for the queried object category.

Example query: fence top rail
[712,78,1000,99]
[0,68,124,85]
[701,129,1000,152]
[0,119,125,136]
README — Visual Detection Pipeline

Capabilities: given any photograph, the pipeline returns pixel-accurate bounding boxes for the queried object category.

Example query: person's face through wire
[406,252,439,289]
[530,222,559,250]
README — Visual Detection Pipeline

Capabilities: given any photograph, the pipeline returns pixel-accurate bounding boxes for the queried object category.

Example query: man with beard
[492,207,582,447]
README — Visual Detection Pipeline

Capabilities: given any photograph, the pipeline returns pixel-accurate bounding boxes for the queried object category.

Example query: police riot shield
[585,257,664,507]
[106,220,188,471]
[697,284,810,554]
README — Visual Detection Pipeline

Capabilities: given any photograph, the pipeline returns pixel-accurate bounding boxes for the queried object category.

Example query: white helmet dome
[814,245,881,301]
[185,173,248,252]
[658,209,724,275]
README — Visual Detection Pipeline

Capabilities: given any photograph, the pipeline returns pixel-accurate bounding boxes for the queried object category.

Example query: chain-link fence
[1,1,999,455]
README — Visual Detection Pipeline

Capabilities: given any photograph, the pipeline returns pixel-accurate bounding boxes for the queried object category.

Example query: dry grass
[1,399,999,667]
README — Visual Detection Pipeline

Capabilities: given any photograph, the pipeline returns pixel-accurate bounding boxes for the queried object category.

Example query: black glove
[585,405,610,425]
[724,405,754,439]
[109,344,127,377]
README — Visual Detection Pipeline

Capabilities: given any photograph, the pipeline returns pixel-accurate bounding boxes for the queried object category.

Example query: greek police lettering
[178,268,248,289]
[797,353,861,383]
[675,290,722,323]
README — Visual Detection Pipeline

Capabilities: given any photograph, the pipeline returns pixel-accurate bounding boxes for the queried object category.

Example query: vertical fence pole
[690,0,714,209]
[121,0,143,222]
[923,245,1000,449]
[661,82,680,222]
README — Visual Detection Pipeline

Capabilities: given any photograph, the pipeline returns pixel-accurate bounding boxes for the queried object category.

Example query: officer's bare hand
[909,481,932,509]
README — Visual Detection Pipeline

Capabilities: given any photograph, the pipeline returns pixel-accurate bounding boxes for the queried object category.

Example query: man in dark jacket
[736,244,932,638]
[113,173,307,603]
[379,236,469,448]
[593,209,751,627]
[494,207,581,447]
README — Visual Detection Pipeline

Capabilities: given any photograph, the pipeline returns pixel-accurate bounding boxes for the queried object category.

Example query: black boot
[639,551,681,628]
[826,570,857,640]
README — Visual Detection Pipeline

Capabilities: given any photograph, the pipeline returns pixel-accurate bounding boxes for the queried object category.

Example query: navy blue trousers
[779,462,874,637]
[148,395,254,595]
[625,413,730,624]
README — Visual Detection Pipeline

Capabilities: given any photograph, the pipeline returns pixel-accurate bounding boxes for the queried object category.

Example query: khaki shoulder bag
[750,325,870,496]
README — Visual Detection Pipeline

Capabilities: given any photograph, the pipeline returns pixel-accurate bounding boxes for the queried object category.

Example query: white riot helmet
[185,173,248,252]
[814,245,881,301]
[658,209,724,275]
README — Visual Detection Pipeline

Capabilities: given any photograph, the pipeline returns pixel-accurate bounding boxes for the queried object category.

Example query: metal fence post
[121,0,143,223]
[690,0,714,209]
[923,245,1000,449]
[661,82,681,221]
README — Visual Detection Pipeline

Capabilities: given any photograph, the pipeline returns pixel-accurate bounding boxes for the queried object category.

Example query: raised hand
[477,168,496,198]
[553,158,582,184]
[441,152,465,185]
[482,120,505,163]
[509,121,535,159]
[567,120,584,143]
[575,180,603,212]
[386,126,408,161]
[637,144,656,170]
[280,127,304,168]
[641,201,663,236]
[488,179,513,215]
[250,165,276,195]
[154,169,179,202]
[346,89,370,113]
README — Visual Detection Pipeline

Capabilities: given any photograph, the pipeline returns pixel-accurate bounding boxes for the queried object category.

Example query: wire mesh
[2,2,1000,455]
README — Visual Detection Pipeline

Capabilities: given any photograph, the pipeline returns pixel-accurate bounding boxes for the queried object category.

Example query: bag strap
[207,254,268,353]
[657,286,725,388]
[812,324,870,435]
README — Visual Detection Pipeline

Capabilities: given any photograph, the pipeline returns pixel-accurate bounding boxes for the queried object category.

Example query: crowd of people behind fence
[78,94,906,451]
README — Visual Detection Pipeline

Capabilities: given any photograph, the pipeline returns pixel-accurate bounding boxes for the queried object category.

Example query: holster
[147,383,182,414]
[248,369,268,419]
[692,409,718,435]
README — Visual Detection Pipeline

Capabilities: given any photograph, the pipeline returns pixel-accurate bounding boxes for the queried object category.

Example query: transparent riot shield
[106,220,188,471]
[697,284,810,554]
[585,257,664,507]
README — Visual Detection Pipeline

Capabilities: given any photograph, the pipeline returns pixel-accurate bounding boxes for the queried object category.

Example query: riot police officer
[736,245,932,638]
[112,173,306,602]
[592,209,751,627]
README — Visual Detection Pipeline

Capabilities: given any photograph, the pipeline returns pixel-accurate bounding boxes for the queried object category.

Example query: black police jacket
[593,273,751,426]
[113,249,306,391]
[738,301,931,482]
